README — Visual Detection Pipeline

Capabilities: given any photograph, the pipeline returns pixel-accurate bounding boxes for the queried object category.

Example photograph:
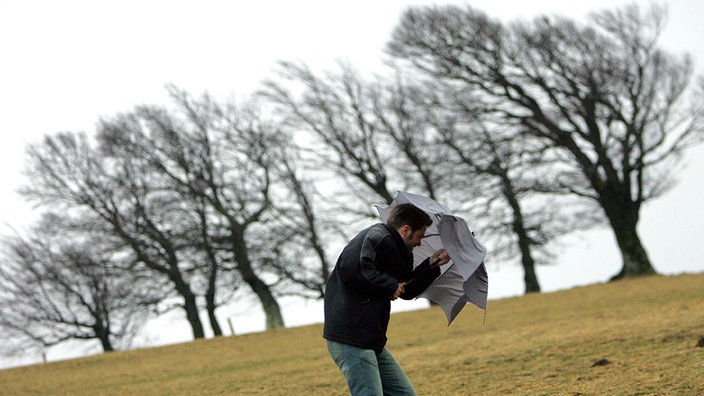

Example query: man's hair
[386,203,432,231]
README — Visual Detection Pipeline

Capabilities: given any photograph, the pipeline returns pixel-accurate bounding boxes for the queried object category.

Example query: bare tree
[192,194,234,336]
[302,63,569,293]
[0,216,153,355]
[264,147,334,298]
[422,79,601,292]
[98,115,240,337]
[264,63,488,306]
[263,61,398,213]
[262,62,460,216]
[441,113,585,292]
[368,71,450,201]
[387,3,704,279]
[99,86,287,329]
[21,132,208,339]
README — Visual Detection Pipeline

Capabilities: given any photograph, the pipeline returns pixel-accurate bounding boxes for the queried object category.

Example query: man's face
[400,225,426,252]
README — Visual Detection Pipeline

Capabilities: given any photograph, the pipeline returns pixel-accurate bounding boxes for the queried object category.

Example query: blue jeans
[326,340,416,396]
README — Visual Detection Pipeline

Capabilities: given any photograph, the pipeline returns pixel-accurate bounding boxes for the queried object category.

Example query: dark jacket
[323,223,440,353]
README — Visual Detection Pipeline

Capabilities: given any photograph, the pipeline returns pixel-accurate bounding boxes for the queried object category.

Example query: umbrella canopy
[376,191,488,324]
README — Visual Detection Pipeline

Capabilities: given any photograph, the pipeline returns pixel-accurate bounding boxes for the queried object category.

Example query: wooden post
[227,317,235,336]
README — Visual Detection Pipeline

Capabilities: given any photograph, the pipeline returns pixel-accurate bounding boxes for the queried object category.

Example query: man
[323,203,450,395]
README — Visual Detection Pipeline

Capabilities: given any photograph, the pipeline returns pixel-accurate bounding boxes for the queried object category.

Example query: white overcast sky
[1,0,703,366]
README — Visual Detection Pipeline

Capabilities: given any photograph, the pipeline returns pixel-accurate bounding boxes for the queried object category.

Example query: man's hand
[391,282,405,300]
[430,249,451,268]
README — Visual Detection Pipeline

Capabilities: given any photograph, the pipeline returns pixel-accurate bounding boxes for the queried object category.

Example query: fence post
[227,317,235,336]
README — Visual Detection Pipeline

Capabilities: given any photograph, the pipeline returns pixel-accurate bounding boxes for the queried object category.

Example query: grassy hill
[1,273,703,395]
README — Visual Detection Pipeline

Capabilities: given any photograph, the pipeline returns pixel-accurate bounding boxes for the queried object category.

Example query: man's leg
[327,340,384,395]
[376,348,416,396]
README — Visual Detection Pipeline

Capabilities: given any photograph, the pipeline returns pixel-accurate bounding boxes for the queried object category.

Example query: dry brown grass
[1,273,703,395]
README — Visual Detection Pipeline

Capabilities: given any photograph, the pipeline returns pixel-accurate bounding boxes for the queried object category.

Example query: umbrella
[376,191,488,324]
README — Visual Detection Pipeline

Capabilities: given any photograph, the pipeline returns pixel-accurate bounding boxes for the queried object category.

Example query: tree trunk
[600,192,657,280]
[205,288,223,337]
[521,253,540,293]
[246,273,285,329]
[94,322,114,352]
[608,218,656,280]
[502,174,541,293]
[99,336,114,352]
[168,266,205,338]
[181,290,206,339]
[133,251,206,339]
[230,227,285,329]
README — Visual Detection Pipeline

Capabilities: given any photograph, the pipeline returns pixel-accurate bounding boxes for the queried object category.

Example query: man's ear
[398,224,412,238]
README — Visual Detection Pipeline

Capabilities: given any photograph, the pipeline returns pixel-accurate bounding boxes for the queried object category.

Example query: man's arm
[400,249,450,299]
[337,233,398,296]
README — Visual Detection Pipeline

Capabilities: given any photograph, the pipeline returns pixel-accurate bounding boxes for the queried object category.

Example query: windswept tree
[416,82,596,293]
[263,61,399,212]
[0,216,154,355]
[263,146,334,298]
[388,3,704,278]
[97,112,239,337]
[367,71,451,201]
[262,62,456,215]
[99,86,287,329]
[266,58,573,292]
[22,131,208,339]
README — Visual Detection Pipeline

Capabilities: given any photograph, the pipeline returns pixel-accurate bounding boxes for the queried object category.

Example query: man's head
[386,203,433,251]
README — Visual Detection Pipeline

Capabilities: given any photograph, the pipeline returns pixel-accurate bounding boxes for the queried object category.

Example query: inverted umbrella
[376,191,488,324]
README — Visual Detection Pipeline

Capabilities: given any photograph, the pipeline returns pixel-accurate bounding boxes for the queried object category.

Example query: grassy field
[1,273,703,395]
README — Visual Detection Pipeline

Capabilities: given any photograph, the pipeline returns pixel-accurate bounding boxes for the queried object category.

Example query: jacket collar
[379,223,413,261]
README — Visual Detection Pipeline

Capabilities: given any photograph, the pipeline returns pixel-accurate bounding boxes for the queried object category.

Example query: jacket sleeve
[338,233,398,296]
[400,258,441,300]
